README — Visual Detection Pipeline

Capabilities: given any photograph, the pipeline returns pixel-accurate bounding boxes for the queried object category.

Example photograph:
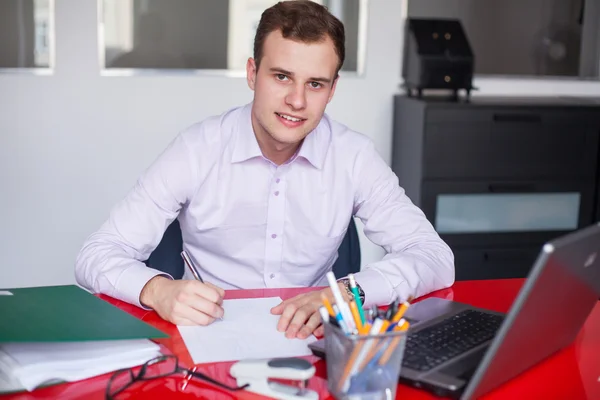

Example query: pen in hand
[180,250,224,321]
[180,250,204,283]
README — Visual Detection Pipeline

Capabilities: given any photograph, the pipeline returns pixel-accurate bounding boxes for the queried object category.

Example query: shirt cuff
[114,263,174,310]
[352,267,397,308]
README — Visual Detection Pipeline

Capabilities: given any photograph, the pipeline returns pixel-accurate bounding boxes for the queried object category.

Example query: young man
[75,0,454,340]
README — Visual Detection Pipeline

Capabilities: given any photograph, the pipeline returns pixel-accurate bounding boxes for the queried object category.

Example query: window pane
[0,0,52,68]
[435,193,581,234]
[101,0,364,72]
[407,0,600,79]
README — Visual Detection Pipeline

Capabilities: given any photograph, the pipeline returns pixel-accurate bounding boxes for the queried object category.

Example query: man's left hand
[270,283,349,339]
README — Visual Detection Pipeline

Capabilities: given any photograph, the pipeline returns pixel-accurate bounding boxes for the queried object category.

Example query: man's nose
[285,84,307,110]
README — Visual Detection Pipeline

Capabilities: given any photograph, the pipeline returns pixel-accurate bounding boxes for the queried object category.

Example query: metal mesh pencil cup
[324,320,407,400]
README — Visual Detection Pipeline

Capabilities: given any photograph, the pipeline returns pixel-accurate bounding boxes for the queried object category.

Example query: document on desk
[0,285,168,342]
[178,297,317,364]
[0,339,161,393]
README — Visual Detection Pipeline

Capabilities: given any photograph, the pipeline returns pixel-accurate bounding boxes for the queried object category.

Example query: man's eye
[309,82,322,89]
[276,74,288,81]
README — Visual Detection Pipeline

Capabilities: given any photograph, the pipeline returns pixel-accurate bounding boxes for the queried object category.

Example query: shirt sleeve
[351,140,455,307]
[74,132,198,308]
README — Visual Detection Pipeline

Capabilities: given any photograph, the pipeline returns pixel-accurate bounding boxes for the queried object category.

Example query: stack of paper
[178,297,317,364]
[0,285,170,393]
[0,339,161,392]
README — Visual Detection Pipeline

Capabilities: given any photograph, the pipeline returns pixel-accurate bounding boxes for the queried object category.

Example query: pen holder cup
[324,321,407,400]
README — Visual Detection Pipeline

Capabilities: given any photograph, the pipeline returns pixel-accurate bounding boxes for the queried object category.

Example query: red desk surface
[3,279,599,400]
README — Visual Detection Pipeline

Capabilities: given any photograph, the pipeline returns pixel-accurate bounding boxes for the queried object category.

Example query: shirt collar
[231,103,263,164]
[295,117,330,170]
[231,103,331,169]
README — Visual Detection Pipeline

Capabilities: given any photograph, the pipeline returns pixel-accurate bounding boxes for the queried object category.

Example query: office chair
[144,218,362,280]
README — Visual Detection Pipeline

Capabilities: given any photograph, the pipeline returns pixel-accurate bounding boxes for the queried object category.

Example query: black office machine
[402,18,475,99]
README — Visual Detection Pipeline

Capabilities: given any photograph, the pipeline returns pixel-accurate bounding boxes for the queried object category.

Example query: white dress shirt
[75,103,454,308]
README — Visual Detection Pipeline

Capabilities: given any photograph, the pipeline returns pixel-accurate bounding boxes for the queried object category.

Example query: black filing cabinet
[392,95,600,280]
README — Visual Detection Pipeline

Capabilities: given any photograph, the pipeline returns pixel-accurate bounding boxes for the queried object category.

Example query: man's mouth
[275,112,306,123]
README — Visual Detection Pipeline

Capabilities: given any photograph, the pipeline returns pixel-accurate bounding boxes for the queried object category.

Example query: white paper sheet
[0,339,161,392]
[178,297,317,364]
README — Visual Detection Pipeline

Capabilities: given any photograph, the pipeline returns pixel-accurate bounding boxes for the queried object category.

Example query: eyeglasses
[105,355,249,400]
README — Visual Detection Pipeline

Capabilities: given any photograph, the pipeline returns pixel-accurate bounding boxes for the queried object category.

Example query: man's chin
[275,136,307,148]
[270,130,310,146]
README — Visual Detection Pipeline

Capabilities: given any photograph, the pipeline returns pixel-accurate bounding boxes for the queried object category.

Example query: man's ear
[327,75,339,104]
[246,58,257,90]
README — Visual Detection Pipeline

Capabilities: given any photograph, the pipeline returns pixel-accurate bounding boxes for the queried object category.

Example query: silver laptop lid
[462,223,600,400]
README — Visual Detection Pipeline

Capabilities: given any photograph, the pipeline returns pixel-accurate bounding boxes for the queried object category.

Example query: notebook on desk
[0,285,168,342]
[310,223,600,399]
[0,285,169,393]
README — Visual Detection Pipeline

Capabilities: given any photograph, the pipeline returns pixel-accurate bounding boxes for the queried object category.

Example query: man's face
[246,30,339,153]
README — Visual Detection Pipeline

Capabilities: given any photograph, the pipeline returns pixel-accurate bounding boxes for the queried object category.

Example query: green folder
[0,285,168,342]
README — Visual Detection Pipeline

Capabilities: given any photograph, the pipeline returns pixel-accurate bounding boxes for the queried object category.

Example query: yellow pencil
[320,292,335,318]
[391,296,413,323]
[337,319,383,392]
[357,320,391,371]
[358,322,372,335]
[349,300,363,331]
[358,339,387,371]
[337,338,367,392]
[378,319,410,366]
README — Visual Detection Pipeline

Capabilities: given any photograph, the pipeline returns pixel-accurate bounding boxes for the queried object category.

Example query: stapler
[230,357,319,400]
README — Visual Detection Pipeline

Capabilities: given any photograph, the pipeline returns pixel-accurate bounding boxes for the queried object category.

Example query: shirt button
[271,234,277,239]
[274,191,279,196]
[276,178,281,183]
[270,273,275,279]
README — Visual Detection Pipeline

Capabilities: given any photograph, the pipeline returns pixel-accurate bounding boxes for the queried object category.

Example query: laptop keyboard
[402,310,504,372]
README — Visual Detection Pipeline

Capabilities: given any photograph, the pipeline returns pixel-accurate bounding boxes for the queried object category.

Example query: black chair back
[145,218,361,279]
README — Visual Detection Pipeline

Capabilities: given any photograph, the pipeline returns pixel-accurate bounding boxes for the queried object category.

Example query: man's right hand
[139,276,225,326]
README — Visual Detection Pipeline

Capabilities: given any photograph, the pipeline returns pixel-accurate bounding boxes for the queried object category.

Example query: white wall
[1,0,599,289]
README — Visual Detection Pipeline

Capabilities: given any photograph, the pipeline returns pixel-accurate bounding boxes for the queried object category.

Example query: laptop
[309,223,600,399]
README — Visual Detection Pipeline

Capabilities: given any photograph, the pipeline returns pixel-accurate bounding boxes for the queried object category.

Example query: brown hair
[253,0,346,76]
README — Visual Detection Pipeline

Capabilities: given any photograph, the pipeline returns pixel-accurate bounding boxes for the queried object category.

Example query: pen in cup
[321,292,336,318]
[326,272,356,333]
[348,300,363,331]
[332,304,350,334]
[319,306,331,324]
[391,297,413,323]
[348,274,366,325]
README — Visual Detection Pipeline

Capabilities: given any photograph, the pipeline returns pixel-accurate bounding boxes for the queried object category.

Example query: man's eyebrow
[269,67,332,84]
[270,67,294,76]
[309,76,332,84]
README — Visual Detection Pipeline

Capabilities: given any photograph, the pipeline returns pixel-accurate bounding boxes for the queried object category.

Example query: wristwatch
[338,278,365,304]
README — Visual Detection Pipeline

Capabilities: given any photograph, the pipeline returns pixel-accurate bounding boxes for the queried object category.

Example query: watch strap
[338,277,365,304]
